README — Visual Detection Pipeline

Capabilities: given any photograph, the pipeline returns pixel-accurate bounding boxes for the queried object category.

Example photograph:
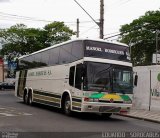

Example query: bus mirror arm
[134,75,138,86]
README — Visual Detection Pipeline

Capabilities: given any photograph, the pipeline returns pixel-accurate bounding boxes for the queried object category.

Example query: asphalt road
[0,90,160,138]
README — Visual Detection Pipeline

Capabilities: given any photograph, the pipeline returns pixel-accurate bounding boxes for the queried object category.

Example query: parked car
[0,82,15,90]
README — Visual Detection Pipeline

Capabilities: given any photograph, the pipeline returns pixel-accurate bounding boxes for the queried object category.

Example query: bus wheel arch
[61,91,72,116]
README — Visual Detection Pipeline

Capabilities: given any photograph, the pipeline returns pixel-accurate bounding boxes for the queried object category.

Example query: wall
[0,64,3,82]
[133,65,160,111]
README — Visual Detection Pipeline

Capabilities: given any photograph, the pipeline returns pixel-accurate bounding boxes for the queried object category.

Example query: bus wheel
[23,93,28,104]
[101,113,112,118]
[27,92,33,105]
[64,95,72,116]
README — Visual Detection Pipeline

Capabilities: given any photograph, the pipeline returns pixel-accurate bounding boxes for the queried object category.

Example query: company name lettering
[105,49,124,55]
[86,46,125,55]
[28,70,52,77]
[86,46,102,52]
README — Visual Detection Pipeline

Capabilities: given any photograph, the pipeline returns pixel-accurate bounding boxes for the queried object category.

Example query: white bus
[15,39,133,117]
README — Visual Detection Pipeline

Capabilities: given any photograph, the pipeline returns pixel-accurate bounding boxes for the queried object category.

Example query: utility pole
[74,0,104,39]
[76,18,79,38]
[100,0,104,39]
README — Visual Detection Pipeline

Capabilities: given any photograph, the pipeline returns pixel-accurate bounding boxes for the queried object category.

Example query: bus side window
[69,66,75,86]
[75,64,83,90]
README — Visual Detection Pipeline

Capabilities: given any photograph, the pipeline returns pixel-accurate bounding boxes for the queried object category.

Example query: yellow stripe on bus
[72,102,81,107]
[33,94,61,103]
[102,94,121,100]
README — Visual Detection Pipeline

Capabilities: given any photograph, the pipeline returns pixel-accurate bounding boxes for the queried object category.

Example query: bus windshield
[112,67,133,94]
[83,62,133,94]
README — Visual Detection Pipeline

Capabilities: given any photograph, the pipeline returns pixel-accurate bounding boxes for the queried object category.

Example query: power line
[73,0,104,39]
[103,31,120,36]
[80,25,98,36]
[118,0,132,6]
[105,0,133,13]
[0,11,97,24]
[104,33,121,40]
[0,12,53,23]
[74,0,99,26]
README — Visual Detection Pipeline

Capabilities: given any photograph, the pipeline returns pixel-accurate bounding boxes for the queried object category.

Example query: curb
[117,113,160,124]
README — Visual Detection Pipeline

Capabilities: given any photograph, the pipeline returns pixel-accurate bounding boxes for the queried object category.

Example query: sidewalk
[118,109,160,123]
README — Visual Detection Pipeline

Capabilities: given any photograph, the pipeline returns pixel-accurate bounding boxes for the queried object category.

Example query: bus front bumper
[81,102,132,113]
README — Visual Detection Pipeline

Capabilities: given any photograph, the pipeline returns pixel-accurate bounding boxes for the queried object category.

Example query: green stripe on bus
[89,93,105,99]
[120,95,131,101]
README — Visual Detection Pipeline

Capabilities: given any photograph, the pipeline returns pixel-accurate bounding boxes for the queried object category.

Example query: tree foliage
[119,10,160,66]
[0,22,75,56]
[44,22,75,45]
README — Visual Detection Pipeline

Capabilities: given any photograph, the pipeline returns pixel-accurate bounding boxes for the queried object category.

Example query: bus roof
[19,38,128,59]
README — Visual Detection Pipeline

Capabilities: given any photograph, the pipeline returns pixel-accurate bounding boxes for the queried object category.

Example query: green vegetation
[119,10,160,66]
[0,22,75,56]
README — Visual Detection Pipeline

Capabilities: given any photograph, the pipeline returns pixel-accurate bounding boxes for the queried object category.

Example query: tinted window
[71,41,83,62]
[34,53,41,63]
[84,40,130,62]
[75,64,83,90]
[32,53,47,67]
[18,40,84,69]
[49,47,60,65]
[41,50,50,65]
[59,44,72,64]
[69,66,75,86]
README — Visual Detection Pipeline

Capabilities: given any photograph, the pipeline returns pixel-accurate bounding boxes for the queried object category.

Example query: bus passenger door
[69,64,83,97]
[17,70,27,97]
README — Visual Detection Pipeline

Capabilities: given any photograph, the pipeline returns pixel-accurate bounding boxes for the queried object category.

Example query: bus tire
[64,95,72,116]
[27,92,33,105]
[23,92,28,104]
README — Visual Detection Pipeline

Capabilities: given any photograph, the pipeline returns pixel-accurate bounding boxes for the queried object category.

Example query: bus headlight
[84,98,99,102]
[123,100,132,104]
[89,98,99,102]
[93,99,99,102]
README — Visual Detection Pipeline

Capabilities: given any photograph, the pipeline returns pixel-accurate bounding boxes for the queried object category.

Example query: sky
[0,0,160,40]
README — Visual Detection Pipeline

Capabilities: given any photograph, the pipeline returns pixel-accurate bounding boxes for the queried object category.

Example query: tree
[119,10,160,66]
[0,22,75,56]
[0,24,46,55]
[44,21,75,45]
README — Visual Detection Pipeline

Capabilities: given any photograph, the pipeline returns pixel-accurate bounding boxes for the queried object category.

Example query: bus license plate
[99,106,121,112]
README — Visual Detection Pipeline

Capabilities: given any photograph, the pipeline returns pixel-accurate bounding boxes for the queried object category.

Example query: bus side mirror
[134,75,138,86]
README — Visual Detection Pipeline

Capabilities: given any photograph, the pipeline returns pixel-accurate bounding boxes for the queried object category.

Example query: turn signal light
[84,97,89,102]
